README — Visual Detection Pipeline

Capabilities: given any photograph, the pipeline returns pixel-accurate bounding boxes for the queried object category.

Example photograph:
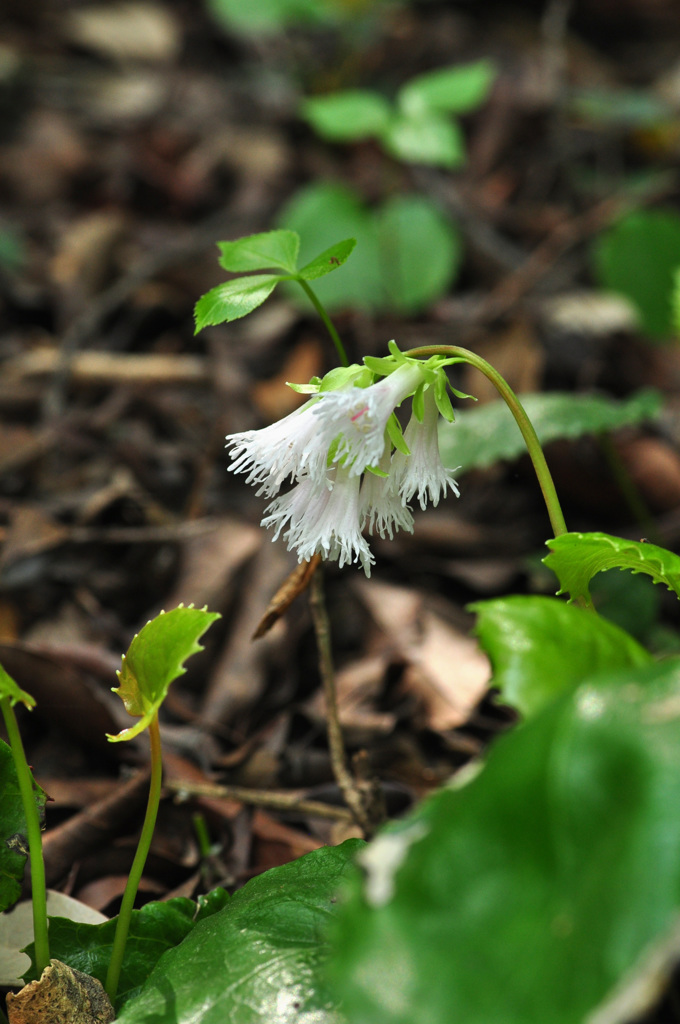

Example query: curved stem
[406,344,568,539]
[1,697,49,975]
[296,279,349,368]
[105,713,163,1005]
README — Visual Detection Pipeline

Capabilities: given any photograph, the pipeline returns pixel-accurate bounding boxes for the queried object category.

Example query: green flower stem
[406,344,568,539]
[0,696,49,975]
[295,279,349,367]
[105,712,163,1004]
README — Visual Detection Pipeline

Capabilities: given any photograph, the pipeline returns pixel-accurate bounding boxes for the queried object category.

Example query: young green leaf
[438,389,662,473]
[398,59,496,117]
[592,209,680,339]
[544,532,680,607]
[301,90,392,141]
[22,898,200,1011]
[471,595,653,717]
[328,657,680,1024]
[296,238,357,280]
[108,605,220,743]
[381,109,466,168]
[115,840,363,1023]
[217,230,300,274]
[194,274,282,331]
[0,663,35,710]
[0,739,46,913]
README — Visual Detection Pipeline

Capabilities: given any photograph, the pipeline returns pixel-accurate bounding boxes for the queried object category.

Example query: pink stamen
[351,405,369,423]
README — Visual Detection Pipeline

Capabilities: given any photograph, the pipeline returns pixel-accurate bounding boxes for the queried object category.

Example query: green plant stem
[105,713,163,1004]
[296,279,349,367]
[406,344,568,539]
[0,696,49,975]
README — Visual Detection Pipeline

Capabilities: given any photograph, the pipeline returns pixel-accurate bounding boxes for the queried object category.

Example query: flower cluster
[226,348,462,575]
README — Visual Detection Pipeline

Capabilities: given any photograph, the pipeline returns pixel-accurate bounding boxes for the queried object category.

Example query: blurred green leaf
[376,195,462,314]
[108,605,220,742]
[328,658,680,1024]
[590,568,662,642]
[398,59,496,116]
[439,389,662,474]
[592,209,680,338]
[206,0,331,34]
[217,230,299,274]
[569,87,672,128]
[381,109,466,168]
[194,274,282,331]
[471,595,652,717]
[301,90,391,141]
[116,840,363,1023]
[544,532,680,607]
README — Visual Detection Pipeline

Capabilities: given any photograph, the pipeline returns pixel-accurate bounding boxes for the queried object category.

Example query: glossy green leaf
[398,59,496,116]
[0,739,46,913]
[116,840,363,1024]
[0,663,35,709]
[544,531,680,607]
[108,605,220,742]
[471,595,652,717]
[592,209,680,338]
[376,195,462,314]
[23,898,199,1011]
[279,183,382,311]
[296,238,357,280]
[217,230,299,274]
[438,389,662,473]
[194,274,282,331]
[381,109,466,168]
[302,90,391,141]
[328,658,680,1024]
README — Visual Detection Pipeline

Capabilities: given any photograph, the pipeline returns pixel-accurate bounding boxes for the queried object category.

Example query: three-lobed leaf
[471,595,653,717]
[301,91,391,142]
[439,389,662,474]
[297,238,357,280]
[544,531,680,607]
[397,59,497,117]
[108,605,220,742]
[381,109,466,168]
[217,229,299,274]
[116,840,363,1023]
[328,658,680,1024]
[194,274,282,331]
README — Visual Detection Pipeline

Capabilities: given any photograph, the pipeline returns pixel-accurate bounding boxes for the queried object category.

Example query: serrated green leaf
[108,605,220,742]
[328,658,680,1024]
[471,595,652,717]
[23,898,198,1011]
[116,840,363,1024]
[376,195,462,314]
[439,389,662,474]
[592,209,680,339]
[0,663,35,710]
[302,90,391,141]
[381,109,466,168]
[544,532,680,607]
[0,739,46,913]
[217,230,299,274]
[194,274,282,332]
[398,59,496,117]
[296,238,357,280]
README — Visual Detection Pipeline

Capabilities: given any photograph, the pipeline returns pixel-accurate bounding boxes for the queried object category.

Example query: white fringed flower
[392,387,460,510]
[360,453,414,540]
[313,362,423,476]
[226,400,328,497]
[262,465,374,575]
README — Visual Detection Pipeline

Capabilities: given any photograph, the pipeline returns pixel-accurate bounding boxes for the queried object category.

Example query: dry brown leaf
[253,555,321,639]
[62,2,181,63]
[460,317,543,404]
[251,336,323,421]
[7,960,114,1024]
[0,505,68,570]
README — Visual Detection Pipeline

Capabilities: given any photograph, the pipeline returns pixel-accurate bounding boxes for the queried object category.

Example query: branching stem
[1,697,49,975]
[105,713,163,1004]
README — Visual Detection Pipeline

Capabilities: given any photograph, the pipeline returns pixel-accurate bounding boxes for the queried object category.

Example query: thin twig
[166,778,354,822]
[308,568,370,834]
